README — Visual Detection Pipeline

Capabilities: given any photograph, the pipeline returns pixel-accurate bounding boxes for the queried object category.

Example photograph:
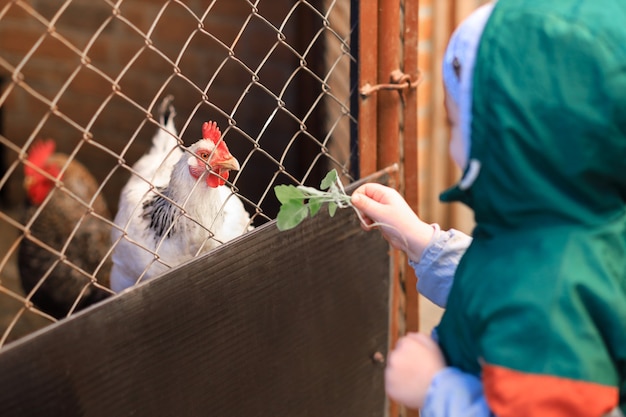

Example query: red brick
[36,34,82,61]
[5,2,32,19]
[53,1,114,37]
[117,3,155,34]
[0,25,43,57]
[204,0,254,18]
[150,4,202,47]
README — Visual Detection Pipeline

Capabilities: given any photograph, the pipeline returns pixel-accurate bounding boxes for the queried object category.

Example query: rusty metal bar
[357,1,421,416]
[377,2,403,417]
[402,2,421,415]
[377,0,401,171]
[359,70,421,97]
[403,0,420,340]
[357,0,379,177]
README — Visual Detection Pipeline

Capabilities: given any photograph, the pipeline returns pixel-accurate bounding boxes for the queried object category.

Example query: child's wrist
[406,223,436,262]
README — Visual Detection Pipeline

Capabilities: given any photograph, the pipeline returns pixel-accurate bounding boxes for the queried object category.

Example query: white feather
[110,97,252,293]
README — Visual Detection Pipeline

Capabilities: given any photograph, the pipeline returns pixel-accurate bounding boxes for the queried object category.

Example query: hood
[441,0,626,237]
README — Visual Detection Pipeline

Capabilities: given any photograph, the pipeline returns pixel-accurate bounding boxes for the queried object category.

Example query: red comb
[25,139,55,176]
[202,121,221,144]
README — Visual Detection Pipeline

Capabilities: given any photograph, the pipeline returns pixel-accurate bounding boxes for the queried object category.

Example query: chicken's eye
[199,151,211,160]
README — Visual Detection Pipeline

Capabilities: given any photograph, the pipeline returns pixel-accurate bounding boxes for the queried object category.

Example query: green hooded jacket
[437,1,626,415]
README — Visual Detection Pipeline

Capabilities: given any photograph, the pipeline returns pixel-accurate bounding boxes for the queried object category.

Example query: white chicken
[110,96,252,292]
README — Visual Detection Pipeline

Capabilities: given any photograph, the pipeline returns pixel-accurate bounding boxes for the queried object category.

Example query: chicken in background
[110,96,252,292]
[18,139,113,319]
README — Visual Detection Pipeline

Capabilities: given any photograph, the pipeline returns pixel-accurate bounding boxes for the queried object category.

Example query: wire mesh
[0,0,356,347]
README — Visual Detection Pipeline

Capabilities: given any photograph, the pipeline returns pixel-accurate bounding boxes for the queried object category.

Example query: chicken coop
[0,0,484,416]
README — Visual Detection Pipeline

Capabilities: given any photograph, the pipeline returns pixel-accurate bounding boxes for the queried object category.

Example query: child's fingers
[351,191,386,223]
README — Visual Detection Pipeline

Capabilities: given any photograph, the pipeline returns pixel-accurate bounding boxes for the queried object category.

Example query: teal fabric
[437,0,626,410]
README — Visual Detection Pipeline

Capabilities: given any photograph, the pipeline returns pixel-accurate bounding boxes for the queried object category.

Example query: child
[352,1,626,415]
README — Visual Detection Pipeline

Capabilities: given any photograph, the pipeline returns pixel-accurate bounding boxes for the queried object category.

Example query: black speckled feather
[142,187,179,240]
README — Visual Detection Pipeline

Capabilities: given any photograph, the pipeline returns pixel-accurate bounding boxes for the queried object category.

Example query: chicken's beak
[205,154,240,188]
[216,155,240,172]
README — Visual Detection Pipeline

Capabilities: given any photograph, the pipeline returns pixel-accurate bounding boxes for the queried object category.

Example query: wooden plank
[0,175,391,417]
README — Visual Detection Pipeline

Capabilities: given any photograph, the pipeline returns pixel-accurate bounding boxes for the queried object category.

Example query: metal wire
[0,0,356,347]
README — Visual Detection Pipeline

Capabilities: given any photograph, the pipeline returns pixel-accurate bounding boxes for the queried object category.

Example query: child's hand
[351,183,435,262]
[385,332,447,410]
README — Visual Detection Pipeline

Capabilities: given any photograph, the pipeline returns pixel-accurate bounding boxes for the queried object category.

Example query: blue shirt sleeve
[421,367,494,417]
[408,227,488,416]
[408,225,472,308]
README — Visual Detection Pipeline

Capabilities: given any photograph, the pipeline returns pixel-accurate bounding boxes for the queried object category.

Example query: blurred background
[416,0,488,334]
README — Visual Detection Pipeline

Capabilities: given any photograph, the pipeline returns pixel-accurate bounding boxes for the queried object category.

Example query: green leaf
[274,185,306,204]
[276,200,310,231]
[274,169,353,232]
[320,169,339,190]
[297,185,325,198]
[308,198,322,217]
[328,202,338,217]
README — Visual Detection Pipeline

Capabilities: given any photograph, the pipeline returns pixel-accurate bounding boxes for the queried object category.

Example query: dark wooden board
[0,178,391,417]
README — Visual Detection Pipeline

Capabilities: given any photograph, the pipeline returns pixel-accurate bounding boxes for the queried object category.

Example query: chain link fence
[0,0,356,347]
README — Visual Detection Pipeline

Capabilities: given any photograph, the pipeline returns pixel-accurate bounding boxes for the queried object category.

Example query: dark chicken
[18,139,113,319]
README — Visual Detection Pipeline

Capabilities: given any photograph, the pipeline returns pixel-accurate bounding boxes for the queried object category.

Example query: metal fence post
[358,0,420,415]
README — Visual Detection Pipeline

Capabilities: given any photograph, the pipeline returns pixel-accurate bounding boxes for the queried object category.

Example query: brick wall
[0,0,338,219]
